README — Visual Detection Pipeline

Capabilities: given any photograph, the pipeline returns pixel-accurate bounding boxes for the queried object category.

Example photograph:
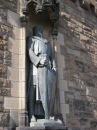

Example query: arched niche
[20,0,60,125]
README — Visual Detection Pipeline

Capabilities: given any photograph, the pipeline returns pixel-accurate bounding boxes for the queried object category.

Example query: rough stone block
[0,64,7,78]
[0,78,11,87]
[4,51,11,60]
[3,59,11,66]
[0,88,11,96]
[0,24,12,37]
[0,50,3,64]
[2,0,17,12]
[0,96,3,103]
[0,113,10,126]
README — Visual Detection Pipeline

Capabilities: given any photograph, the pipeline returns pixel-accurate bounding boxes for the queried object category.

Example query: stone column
[18,0,28,127]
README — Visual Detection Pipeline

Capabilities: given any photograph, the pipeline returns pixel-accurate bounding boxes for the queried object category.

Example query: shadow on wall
[59,1,97,130]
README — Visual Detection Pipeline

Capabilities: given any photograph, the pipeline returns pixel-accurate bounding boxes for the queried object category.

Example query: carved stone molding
[21,0,59,36]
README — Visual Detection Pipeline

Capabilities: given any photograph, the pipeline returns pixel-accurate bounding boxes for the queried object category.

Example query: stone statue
[27,26,57,123]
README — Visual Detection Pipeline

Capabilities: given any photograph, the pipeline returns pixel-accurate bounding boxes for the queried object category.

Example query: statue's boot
[31,115,36,122]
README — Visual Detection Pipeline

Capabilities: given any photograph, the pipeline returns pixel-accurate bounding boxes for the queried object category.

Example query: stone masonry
[0,0,17,128]
[0,0,23,129]
[56,0,97,130]
[1,0,97,130]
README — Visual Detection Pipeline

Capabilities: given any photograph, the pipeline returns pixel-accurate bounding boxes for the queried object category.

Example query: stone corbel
[21,0,59,36]
[79,0,90,10]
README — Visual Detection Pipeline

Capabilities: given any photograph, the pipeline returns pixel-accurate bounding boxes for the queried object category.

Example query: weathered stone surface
[0,78,11,87]
[0,64,7,78]
[0,105,4,112]
[0,113,10,126]
[0,88,11,96]
[1,0,17,12]
[0,96,3,103]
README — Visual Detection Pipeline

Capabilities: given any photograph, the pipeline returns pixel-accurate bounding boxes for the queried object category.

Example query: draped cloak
[27,36,56,117]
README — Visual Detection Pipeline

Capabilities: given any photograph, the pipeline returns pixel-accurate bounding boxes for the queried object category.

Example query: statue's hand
[40,59,48,65]
[52,67,57,72]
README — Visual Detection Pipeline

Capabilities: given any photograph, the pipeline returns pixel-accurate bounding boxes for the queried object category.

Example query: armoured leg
[42,102,49,119]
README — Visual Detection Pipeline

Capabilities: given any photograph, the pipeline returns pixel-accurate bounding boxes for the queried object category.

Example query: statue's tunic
[27,36,56,118]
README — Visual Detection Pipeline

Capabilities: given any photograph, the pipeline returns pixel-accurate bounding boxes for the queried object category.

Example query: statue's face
[33,26,43,38]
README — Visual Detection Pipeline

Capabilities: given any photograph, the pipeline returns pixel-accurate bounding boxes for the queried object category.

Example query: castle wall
[57,0,97,130]
[0,0,97,130]
[0,0,26,129]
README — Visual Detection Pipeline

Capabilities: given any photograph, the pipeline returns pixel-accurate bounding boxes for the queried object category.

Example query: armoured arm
[27,37,41,67]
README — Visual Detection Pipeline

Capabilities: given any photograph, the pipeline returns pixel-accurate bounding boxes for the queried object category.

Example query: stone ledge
[16,126,67,130]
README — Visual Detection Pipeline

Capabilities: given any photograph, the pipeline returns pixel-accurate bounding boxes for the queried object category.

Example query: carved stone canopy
[21,0,59,36]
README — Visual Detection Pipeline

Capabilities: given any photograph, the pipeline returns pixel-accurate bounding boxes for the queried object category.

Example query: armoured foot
[30,115,36,122]
[50,116,54,120]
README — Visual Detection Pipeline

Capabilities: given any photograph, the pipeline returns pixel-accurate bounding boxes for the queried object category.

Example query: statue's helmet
[32,26,43,38]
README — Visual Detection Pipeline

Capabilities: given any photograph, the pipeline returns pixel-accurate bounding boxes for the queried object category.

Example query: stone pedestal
[16,126,68,130]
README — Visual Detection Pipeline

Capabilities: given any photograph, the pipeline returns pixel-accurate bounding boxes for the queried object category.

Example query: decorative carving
[21,0,59,36]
